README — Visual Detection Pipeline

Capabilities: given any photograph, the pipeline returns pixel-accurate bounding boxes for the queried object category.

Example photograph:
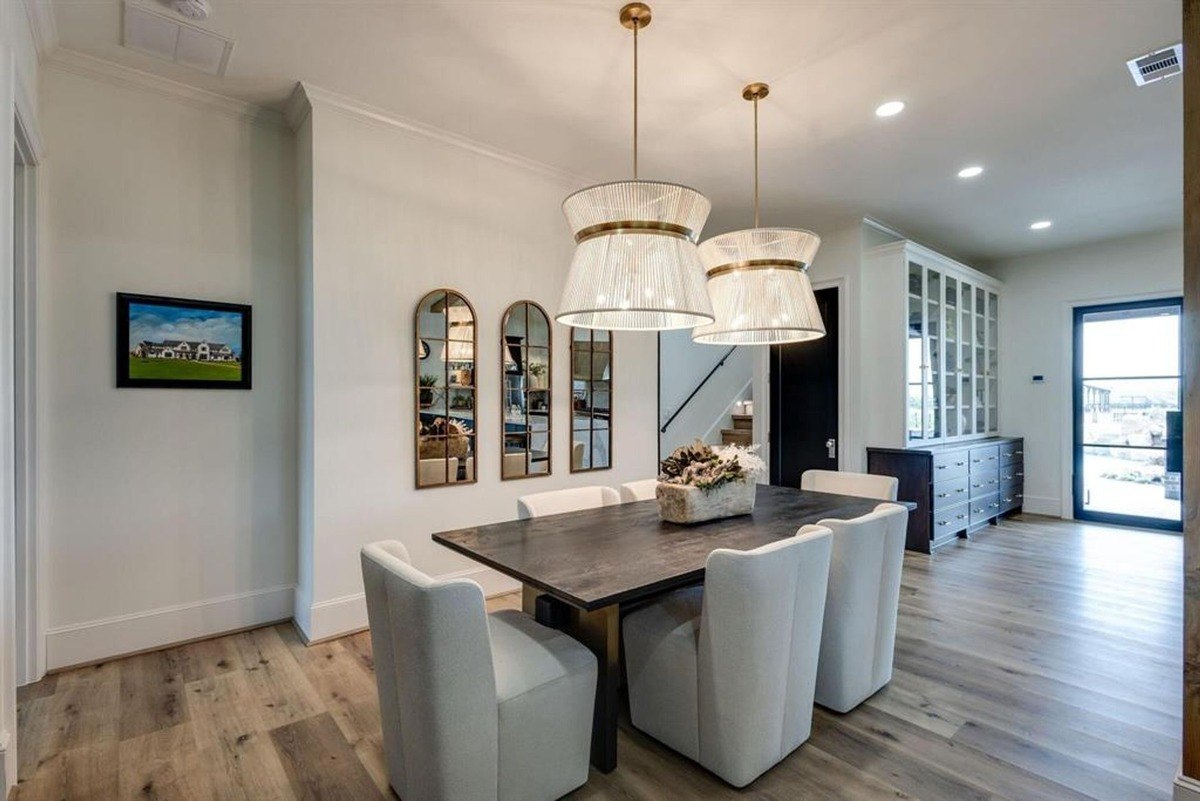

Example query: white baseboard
[45,584,295,670]
[1176,770,1200,801]
[1020,495,1061,517]
[296,566,520,644]
[0,728,11,796]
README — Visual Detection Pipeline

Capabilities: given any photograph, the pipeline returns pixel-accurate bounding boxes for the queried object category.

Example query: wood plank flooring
[15,514,1182,800]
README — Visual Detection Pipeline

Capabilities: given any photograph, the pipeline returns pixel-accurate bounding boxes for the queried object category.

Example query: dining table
[431,483,916,773]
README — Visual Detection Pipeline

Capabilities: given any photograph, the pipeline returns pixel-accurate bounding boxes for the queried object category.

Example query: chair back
[502,452,527,479]
[800,469,898,501]
[418,457,459,486]
[517,486,621,519]
[360,541,498,800]
[814,502,909,712]
[696,525,832,787]
[619,479,659,503]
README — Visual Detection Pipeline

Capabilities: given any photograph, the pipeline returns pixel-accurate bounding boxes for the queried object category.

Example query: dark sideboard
[867,437,1024,553]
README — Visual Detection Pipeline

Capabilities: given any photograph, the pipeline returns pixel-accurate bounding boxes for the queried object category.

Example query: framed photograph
[116,292,252,389]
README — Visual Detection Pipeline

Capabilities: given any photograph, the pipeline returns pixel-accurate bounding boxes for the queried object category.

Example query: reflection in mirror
[502,301,553,480]
[416,289,476,488]
[571,327,612,472]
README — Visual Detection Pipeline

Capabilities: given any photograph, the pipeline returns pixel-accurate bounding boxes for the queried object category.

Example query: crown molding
[288,81,594,187]
[20,0,59,57]
[44,49,286,129]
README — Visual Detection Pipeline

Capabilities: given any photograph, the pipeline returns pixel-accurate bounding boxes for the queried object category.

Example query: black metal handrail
[659,346,739,434]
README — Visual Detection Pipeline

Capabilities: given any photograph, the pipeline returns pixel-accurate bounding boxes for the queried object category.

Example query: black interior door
[770,287,839,487]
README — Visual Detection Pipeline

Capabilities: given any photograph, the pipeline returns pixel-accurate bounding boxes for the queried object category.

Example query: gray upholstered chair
[618,478,659,503]
[361,541,597,801]
[814,502,909,713]
[622,526,833,787]
[800,469,899,501]
[517,485,620,519]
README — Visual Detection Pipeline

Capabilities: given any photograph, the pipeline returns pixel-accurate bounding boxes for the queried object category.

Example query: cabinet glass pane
[908,263,923,297]
[962,374,973,434]
[907,294,924,441]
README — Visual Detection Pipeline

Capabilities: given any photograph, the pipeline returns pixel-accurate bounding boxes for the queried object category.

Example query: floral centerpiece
[656,441,766,524]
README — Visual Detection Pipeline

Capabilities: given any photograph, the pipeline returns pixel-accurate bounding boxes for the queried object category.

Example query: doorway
[769,286,839,487]
[1072,297,1183,531]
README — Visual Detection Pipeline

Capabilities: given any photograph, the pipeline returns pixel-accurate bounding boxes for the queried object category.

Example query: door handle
[825,438,837,460]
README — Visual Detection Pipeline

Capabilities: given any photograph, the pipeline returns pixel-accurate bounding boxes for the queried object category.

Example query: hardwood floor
[15,514,1182,800]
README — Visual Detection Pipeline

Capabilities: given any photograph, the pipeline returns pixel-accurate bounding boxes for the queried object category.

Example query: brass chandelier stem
[633,19,639,179]
[753,94,760,228]
[742,82,770,229]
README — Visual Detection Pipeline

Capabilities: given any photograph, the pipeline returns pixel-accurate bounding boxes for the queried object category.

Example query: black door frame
[1072,296,1183,532]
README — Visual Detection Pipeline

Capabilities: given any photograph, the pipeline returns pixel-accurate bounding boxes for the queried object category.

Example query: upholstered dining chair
[360,541,597,801]
[814,502,909,713]
[800,469,899,501]
[517,486,620,519]
[622,526,834,787]
[419,457,458,486]
[618,478,659,503]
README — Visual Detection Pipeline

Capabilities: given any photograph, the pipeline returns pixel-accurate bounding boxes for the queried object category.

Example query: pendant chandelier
[556,3,714,331]
[692,83,825,345]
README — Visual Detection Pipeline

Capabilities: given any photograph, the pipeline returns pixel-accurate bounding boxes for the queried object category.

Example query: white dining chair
[502,452,528,479]
[618,478,659,503]
[419,457,458,486]
[361,541,597,801]
[814,502,909,713]
[800,469,899,501]
[622,526,833,787]
[517,486,620,519]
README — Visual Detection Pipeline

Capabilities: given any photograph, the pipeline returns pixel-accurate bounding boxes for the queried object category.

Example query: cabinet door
[974,286,987,434]
[926,267,943,440]
[907,262,925,442]
[960,280,975,435]
[987,291,999,433]
[945,275,960,438]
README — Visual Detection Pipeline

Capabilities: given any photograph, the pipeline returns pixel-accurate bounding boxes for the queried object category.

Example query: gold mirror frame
[570,327,613,472]
[415,289,477,488]
[501,301,553,480]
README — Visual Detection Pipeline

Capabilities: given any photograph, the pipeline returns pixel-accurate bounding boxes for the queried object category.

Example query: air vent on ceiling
[1126,43,1182,87]
[122,1,233,76]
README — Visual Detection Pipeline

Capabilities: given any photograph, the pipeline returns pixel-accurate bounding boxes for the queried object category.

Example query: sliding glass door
[1073,298,1183,531]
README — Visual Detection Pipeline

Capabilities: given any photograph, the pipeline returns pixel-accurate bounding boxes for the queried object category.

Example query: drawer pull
[956,461,966,466]
[1015,450,1024,455]
[987,455,997,460]
[957,514,967,520]
[1003,497,1013,503]
[1016,471,1025,477]
[937,521,950,527]
[971,483,983,488]
[989,502,1000,508]
[936,464,947,470]
[937,492,950,498]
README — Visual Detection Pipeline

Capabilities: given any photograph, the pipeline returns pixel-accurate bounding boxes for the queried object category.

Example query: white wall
[987,228,1183,516]
[295,88,660,641]
[657,330,752,458]
[39,65,298,668]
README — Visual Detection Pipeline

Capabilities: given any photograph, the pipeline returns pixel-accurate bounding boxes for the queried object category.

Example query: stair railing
[659,346,739,434]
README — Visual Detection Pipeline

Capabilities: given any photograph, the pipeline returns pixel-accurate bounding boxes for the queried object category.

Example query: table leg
[565,603,620,773]
[522,585,620,772]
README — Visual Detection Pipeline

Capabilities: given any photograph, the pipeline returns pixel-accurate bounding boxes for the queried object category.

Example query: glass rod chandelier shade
[692,82,826,345]
[555,3,714,331]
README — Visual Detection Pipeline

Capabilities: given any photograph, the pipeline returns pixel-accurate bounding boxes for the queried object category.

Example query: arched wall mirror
[570,327,612,472]
[415,289,476,488]
[502,301,552,479]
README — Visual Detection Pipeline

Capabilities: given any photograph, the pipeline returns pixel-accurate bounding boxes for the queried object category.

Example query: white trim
[1057,289,1181,520]
[1176,770,1200,801]
[19,0,58,57]
[45,584,296,670]
[0,728,9,792]
[297,566,520,644]
[43,49,285,128]
[288,82,593,186]
[12,128,42,686]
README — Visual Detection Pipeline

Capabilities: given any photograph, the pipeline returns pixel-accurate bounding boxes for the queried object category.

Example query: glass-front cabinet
[867,239,1002,449]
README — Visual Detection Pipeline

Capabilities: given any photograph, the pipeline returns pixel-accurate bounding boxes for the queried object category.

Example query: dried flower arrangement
[659,441,765,493]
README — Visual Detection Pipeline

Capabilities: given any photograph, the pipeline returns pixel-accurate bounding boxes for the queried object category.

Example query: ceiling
[51,0,1183,263]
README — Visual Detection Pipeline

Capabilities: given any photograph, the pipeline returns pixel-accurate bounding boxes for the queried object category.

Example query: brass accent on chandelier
[619,3,652,30]
[742,82,770,102]
[704,259,809,279]
[574,220,698,244]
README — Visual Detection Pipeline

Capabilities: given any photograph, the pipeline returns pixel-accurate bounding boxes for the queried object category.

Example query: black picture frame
[116,292,253,390]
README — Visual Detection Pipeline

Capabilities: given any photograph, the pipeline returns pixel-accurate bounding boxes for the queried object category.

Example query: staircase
[721,414,753,447]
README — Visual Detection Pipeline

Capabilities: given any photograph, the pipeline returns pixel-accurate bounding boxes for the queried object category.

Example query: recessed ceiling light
[1030,220,1053,230]
[957,165,984,179]
[875,100,905,118]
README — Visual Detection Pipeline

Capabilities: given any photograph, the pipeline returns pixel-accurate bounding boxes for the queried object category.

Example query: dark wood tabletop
[432,484,914,611]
